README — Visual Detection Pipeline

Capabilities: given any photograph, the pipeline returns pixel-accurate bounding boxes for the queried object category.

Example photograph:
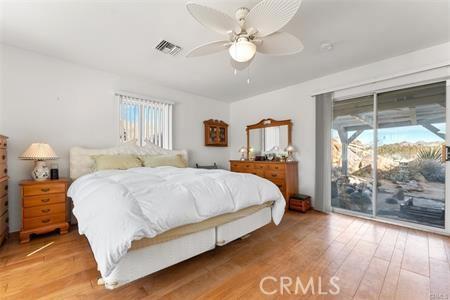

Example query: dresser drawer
[264,170,285,180]
[23,193,66,208]
[0,149,6,164]
[0,137,7,149]
[269,179,286,195]
[230,162,244,172]
[23,213,65,230]
[0,163,7,178]
[253,164,266,170]
[23,183,66,197]
[249,170,265,177]
[0,195,7,216]
[0,210,8,233]
[0,180,8,198]
[23,203,65,218]
[266,164,285,171]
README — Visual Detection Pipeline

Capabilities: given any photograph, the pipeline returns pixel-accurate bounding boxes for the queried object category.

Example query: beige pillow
[92,154,142,171]
[139,154,188,168]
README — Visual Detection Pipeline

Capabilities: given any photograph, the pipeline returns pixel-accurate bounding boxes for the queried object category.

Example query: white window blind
[118,93,173,149]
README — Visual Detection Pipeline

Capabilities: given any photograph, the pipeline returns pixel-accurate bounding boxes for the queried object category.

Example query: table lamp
[238,146,247,161]
[19,143,58,181]
[285,144,296,162]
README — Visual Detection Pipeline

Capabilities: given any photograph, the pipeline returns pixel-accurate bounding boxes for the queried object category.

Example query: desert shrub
[419,159,445,183]
[417,147,442,161]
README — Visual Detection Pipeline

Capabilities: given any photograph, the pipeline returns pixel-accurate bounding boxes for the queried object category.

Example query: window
[118,93,173,149]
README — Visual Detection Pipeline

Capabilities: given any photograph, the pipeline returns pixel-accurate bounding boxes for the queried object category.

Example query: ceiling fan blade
[186,1,240,35]
[257,32,304,55]
[245,0,302,37]
[186,41,230,57]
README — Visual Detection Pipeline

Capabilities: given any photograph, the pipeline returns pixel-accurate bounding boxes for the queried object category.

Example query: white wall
[230,42,450,206]
[2,42,449,231]
[1,45,230,232]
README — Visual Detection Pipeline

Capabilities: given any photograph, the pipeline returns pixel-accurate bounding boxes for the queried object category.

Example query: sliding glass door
[331,96,374,215]
[332,81,447,229]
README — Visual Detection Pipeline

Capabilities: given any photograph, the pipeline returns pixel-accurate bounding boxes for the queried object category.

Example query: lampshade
[238,146,247,153]
[19,143,58,160]
[229,38,256,63]
[285,144,296,152]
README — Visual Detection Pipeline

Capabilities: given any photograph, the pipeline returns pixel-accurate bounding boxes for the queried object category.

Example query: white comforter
[68,167,285,277]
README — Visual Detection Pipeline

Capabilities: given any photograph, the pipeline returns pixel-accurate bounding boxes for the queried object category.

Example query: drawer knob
[1,155,5,160]
[271,174,277,178]
[3,143,6,147]
[3,169,6,174]
[41,188,50,192]
[4,201,7,206]
[41,219,50,224]
[4,185,8,191]
[41,198,50,203]
[41,208,50,213]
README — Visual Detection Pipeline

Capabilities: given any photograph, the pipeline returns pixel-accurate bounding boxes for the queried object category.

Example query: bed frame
[69,143,272,289]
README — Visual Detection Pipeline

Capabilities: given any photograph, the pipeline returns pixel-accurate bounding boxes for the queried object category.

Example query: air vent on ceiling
[155,40,182,56]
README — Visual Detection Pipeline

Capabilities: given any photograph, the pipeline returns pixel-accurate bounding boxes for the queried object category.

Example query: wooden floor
[1,211,449,299]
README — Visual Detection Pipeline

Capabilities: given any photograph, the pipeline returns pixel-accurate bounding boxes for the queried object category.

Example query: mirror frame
[246,118,293,158]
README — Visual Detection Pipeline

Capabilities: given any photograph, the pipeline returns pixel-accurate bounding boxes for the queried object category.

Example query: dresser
[19,179,69,243]
[0,135,8,246]
[230,160,298,206]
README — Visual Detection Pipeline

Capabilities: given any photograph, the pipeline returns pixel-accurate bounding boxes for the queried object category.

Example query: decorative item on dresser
[19,143,59,181]
[0,135,9,247]
[19,179,69,243]
[204,119,228,147]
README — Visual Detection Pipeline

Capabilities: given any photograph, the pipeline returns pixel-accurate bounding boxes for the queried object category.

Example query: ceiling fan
[185,0,304,72]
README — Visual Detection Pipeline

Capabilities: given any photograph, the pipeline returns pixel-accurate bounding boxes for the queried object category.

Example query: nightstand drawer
[0,180,7,198]
[23,213,65,230]
[0,195,7,216]
[0,163,7,178]
[23,183,66,196]
[23,193,66,207]
[23,203,65,218]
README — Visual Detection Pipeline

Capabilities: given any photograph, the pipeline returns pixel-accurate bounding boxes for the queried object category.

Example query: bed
[68,143,285,289]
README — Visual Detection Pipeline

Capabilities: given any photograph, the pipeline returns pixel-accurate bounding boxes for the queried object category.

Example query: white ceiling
[1,0,449,102]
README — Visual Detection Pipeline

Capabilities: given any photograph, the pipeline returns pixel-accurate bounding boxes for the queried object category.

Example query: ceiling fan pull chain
[247,64,251,85]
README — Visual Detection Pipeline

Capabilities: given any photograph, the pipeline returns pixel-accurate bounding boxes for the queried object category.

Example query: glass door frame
[330,78,450,235]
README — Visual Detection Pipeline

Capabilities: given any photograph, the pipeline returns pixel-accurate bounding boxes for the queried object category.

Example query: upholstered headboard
[69,143,188,180]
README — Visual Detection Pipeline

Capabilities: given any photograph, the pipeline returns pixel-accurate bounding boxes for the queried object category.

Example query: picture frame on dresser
[0,135,8,247]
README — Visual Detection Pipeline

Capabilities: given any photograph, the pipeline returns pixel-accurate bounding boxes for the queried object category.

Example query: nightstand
[19,179,69,243]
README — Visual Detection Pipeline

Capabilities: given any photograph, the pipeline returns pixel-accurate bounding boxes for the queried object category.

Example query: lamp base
[32,161,50,181]
[286,152,296,162]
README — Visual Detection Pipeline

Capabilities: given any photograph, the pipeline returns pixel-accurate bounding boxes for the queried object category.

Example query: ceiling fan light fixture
[229,38,256,62]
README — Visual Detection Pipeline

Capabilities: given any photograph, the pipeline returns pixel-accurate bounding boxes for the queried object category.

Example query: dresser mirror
[246,119,292,158]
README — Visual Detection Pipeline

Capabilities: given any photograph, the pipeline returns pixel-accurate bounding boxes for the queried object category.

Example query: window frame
[116,91,174,149]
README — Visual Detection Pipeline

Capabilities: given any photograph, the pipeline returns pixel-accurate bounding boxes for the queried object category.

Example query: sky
[332,123,446,146]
